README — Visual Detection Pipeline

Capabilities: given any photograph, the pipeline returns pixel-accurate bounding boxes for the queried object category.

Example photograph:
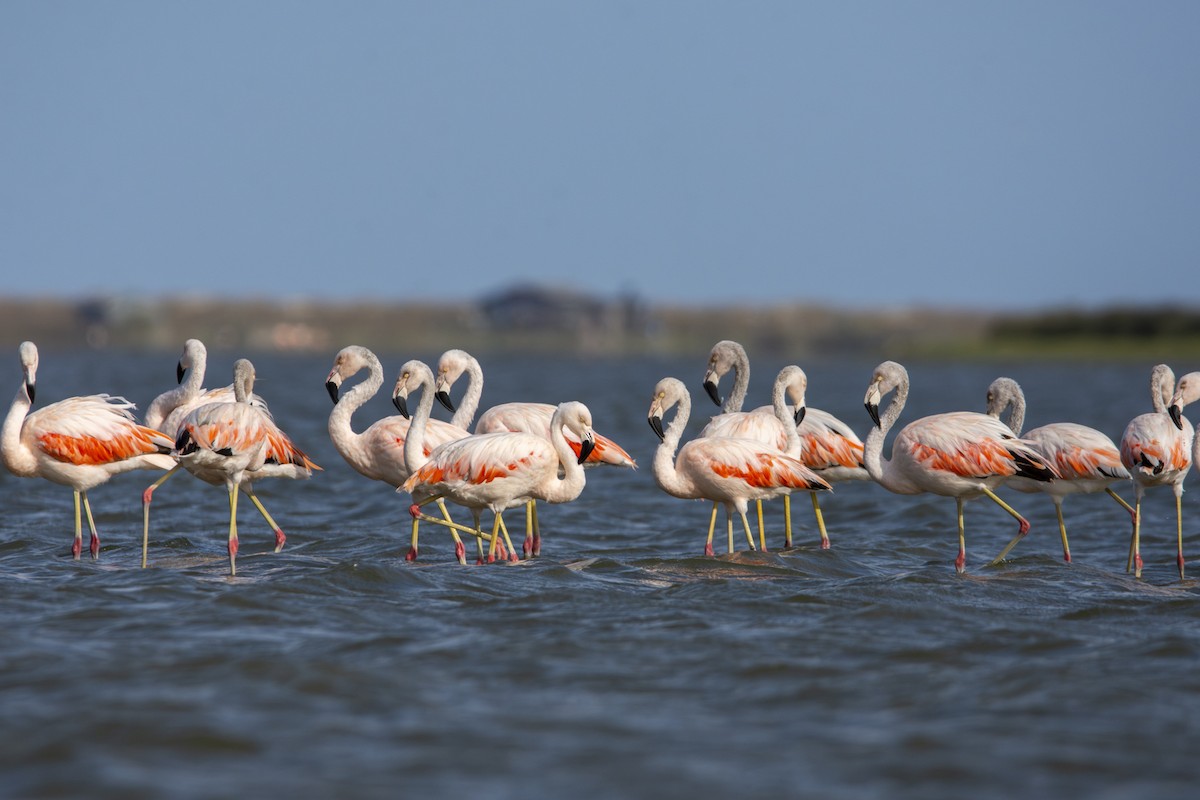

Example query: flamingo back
[29,395,173,465]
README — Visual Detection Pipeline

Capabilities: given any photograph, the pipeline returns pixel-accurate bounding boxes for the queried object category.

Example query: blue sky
[2,1,1198,310]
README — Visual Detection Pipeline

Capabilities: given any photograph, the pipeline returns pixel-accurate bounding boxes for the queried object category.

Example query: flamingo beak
[703,379,722,407]
[325,380,340,405]
[176,361,186,384]
[577,434,595,464]
[1169,403,1184,430]
[393,394,410,418]
[648,414,666,442]
[793,406,807,425]
[436,390,456,413]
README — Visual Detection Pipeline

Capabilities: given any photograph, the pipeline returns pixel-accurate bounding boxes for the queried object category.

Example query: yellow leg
[811,492,830,549]
[71,490,83,560]
[242,487,286,553]
[756,500,766,551]
[1130,495,1143,578]
[955,497,967,573]
[783,494,793,548]
[739,510,757,553]
[227,484,240,577]
[498,515,518,562]
[81,492,100,560]
[728,509,736,554]
[1106,487,1135,515]
[142,464,182,568]
[1055,501,1071,563]
[704,504,718,556]
[986,488,1033,566]
[1176,490,1186,581]
[486,514,503,562]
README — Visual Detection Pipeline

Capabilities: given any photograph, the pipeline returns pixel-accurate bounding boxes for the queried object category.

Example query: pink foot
[274,529,286,553]
[1018,518,1031,536]
[487,553,496,564]
[496,541,509,561]
[1134,553,1144,574]
[408,504,421,518]
[704,542,715,557]
[405,546,418,562]
[90,534,100,559]
[1178,554,1186,579]
[71,538,82,560]
[821,539,831,551]
[532,535,542,558]
[522,537,533,558]
[476,556,486,566]
[955,550,966,574]
[142,486,155,505]
[509,551,519,563]
[454,540,466,565]
[1063,550,1072,564]
[229,538,239,558]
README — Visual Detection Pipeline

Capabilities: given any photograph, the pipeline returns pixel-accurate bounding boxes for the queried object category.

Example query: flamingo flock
[3,338,1197,581]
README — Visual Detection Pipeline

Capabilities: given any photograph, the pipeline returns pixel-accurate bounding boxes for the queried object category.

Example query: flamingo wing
[29,395,173,465]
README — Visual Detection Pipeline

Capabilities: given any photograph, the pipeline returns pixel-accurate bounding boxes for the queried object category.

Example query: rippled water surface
[2,349,1199,799]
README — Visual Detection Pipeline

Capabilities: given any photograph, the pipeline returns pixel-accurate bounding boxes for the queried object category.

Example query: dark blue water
[2,348,1198,799]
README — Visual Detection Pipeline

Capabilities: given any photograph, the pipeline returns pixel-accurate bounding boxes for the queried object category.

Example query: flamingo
[1119,364,1192,579]
[1,341,175,559]
[648,372,831,556]
[172,359,319,576]
[323,345,473,563]
[983,377,1133,565]
[140,339,274,567]
[862,361,1056,574]
[701,339,867,549]
[433,348,636,557]
[399,360,596,563]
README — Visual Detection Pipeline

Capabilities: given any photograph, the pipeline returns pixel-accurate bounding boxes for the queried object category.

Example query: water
[2,349,1199,799]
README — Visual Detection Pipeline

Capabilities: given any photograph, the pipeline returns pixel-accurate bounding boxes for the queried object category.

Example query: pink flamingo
[433,348,635,557]
[648,372,831,556]
[141,339,274,567]
[701,339,867,549]
[324,345,474,563]
[1119,364,1192,579]
[1,341,175,560]
[862,361,1056,574]
[984,376,1133,564]
[399,360,596,564]
[172,359,319,575]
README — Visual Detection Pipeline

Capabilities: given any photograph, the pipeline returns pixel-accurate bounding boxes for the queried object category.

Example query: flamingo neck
[863,377,917,494]
[1,381,36,477]
[652,391,696,498]
[725,347,750,413]
[403,371,435,474]
[328,351,383,451]
[1005,391,1026,437]
[773,375,802,457]
[1152,365,1176,413]
[539,405,588,503]
[453,355,483,430]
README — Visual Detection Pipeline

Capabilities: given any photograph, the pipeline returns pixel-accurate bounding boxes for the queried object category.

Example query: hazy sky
[2,1,1198,311]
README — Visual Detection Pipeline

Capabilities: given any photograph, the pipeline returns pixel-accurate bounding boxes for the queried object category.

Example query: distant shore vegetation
[2,290,1198,362]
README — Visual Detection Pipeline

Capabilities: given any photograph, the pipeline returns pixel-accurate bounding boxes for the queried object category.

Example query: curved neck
[1,381,35,476]
[403,371,436,474]
[539,406,588,503]
[452,355,484,430]
[653,389,695,498]
[863,377,913,494]
[725,348,750,413]
[773,375,802,457]
[1152,365,1176,413]
[328,350,383,445]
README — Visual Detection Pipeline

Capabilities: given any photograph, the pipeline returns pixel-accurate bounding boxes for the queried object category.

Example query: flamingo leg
[523,500,535,559]
[704,504,718,557]
[811,492,830,550]
[241,486,286,553]
[1129,491,1143,578]
[530,501,542,557]
[739,509,757,553]
[1105,487,1135,517]
[82,491,100,560]
[1053,499,1071,563]
[986,487,1033,566]
[727,508,736,554]
[497,515,519,562]
[71,490,83,560]
[142,464,183,568]
[756,499,767,552]
[1175,487,1185,580]
[955,497,967,574]
[227,484,240,576]
[783,494,793,549]
[486,514,503,563]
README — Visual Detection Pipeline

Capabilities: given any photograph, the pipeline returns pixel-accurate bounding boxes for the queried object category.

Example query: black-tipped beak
[436,390,456,413]
[649,414,666,442]
[26,381,35,404]
[176,362,186,385]
[793,406,807,425]
[1170,404,1184,430]
[866,402,881,428]
[577,436,595,464]
[703,380,722,407]
[325,380,340,405]
[393,395,410,418]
